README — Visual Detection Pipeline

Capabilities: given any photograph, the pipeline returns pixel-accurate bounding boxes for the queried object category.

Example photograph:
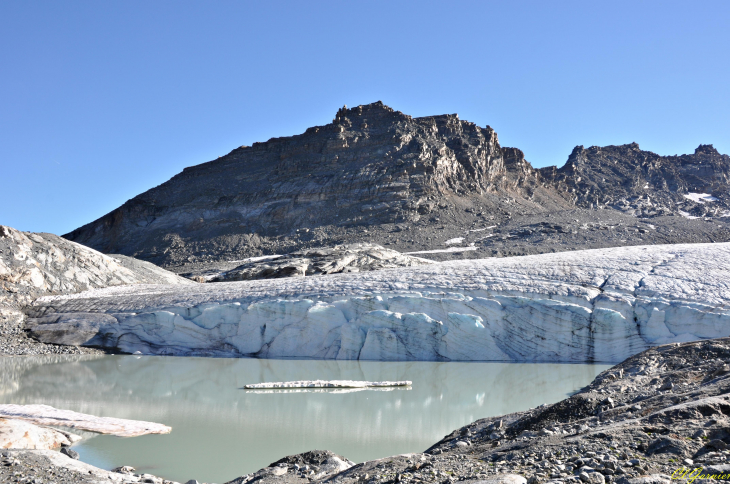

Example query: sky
[1,1,729,235]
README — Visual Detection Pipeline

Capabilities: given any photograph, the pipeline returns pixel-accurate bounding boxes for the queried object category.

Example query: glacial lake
[0,356,610,483]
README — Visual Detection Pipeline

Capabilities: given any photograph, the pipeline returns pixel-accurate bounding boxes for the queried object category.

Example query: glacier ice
[26,243,730,363]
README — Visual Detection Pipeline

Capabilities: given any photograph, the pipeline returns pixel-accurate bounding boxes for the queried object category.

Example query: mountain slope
[64,102,730,272]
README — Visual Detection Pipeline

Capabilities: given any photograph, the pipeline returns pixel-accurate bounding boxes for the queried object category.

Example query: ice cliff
[26,243,730,363]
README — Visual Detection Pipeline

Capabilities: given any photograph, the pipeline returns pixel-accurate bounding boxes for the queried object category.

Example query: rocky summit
[62,102,730,275]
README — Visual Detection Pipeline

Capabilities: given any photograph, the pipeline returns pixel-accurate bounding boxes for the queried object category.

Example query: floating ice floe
[25,243,730,363]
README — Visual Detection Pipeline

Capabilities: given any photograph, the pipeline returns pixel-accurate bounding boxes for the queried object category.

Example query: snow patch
[444,237,465,245]
[228,255,283,264]
[679,211,700,220]
[684,193,718,204]
[405,247,479,255]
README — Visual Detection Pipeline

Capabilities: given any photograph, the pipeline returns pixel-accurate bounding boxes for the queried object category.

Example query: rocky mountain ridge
[63,102,730,273]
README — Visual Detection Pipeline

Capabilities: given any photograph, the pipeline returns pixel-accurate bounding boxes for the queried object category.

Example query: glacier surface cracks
[25,243,730,363]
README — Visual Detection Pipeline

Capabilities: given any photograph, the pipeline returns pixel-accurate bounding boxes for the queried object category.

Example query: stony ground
[1,307,108,356]
[1,449,182,484]
[171,209,730,278]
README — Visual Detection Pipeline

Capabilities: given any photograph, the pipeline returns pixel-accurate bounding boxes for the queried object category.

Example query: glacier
[25,243,730,363]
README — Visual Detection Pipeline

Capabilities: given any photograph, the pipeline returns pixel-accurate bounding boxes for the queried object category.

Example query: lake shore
[3,337,729,484]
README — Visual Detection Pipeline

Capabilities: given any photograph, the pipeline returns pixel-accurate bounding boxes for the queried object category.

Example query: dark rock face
[63,102,730,272]
[541,143,730,217]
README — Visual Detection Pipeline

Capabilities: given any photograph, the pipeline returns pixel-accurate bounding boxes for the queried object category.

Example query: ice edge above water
[26,242,730,363]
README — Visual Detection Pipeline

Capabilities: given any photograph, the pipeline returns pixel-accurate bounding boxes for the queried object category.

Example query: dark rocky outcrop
[62,102,730,274]
[540,143,730,217]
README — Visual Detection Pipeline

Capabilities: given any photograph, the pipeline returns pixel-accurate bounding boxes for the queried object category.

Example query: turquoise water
[0,355,610,483]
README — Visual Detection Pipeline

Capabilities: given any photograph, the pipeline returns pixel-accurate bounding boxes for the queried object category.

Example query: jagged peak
[334,101,396,119]
[695,144,719,155]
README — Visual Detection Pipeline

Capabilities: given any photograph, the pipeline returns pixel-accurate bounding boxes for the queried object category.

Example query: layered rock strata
[25,243,730,362]
[62,102,730,272]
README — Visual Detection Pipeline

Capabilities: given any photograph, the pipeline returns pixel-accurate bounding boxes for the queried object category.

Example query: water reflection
[0,356,610,483]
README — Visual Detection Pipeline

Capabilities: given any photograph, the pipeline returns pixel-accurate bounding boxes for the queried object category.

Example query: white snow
[27,243,730,363]
[469,226,497,233]
[404,247,479,255]
[678,211,700,220]
[228,255,283,264]
[444,237,465,245]
[243,380,411,389]
[684,192,719,204]
[0,404,171,437]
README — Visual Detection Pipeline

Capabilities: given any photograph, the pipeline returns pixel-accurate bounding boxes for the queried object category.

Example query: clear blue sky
[1,1,728,235]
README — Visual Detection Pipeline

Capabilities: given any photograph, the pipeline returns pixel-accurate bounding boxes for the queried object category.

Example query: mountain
[64,102,730,273]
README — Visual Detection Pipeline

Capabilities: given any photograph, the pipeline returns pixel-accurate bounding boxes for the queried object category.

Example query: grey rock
[61,103,730,275]
[615,476,670,484]
[191,243,434,282]
[473,476,528,484]
[659,381,674,391]
[707,439,728,450]
[646,437,689,457]
[112,466,137,475]
[59,447,79,460]
[703,465,730,474]
[580,473,605,484]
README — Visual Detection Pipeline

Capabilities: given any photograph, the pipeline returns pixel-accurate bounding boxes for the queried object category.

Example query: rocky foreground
[3,338,730,484]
